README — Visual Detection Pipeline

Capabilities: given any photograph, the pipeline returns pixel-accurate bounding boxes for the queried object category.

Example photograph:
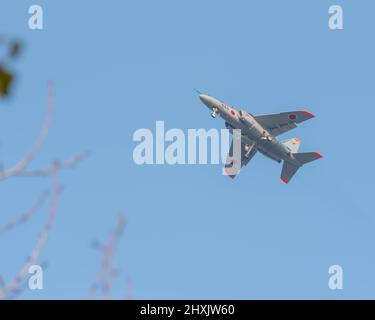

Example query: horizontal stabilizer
[281,152,323,184]
[293,152,323,165]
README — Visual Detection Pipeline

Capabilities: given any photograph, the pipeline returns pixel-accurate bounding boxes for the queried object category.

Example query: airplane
[198,93,322,183]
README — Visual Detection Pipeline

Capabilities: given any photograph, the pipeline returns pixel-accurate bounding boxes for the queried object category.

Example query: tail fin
[282,138,301,153]
[280,152,323,184]
[293,152,323,165]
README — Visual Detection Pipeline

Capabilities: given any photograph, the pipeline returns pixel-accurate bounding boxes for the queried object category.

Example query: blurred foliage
[0,65,13,96]
[0,38,22,98]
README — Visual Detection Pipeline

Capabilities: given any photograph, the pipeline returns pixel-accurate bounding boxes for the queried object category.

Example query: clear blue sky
[1,0,374,299]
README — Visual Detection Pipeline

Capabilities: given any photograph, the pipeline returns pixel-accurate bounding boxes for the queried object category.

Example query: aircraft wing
[254,110,315,136]
[224,138,257,179]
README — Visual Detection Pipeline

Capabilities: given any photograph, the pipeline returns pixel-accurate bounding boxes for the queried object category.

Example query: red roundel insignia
[231,110,236,116]
[288,114,297,120]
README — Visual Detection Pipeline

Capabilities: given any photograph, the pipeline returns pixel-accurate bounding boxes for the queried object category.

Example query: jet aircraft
[199,94,322,183]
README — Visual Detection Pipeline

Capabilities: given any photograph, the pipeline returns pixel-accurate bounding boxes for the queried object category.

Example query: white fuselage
[199,94,301,166]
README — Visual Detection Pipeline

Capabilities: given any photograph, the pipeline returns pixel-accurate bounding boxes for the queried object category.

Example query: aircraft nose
[199,94,211,107]
[198,94,221,110]
[199,94,207,103]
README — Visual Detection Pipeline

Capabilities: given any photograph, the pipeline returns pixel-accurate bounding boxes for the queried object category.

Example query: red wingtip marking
[280,177,289,184]
[313,152,323,158]
[299,110,315,118]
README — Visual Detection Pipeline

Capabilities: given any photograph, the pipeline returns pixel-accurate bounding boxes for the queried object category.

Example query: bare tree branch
[0,82,53,180]
[88,213,126,300]
[0,191,49,236]
[1,78,90,299]
[15,151,90,177]
[0,162,61,299]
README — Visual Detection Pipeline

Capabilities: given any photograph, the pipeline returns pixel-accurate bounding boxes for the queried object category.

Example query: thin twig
[88,213,126,300]
[0,191,49,236]
[15,151,90,177]
[0,82,53,180]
